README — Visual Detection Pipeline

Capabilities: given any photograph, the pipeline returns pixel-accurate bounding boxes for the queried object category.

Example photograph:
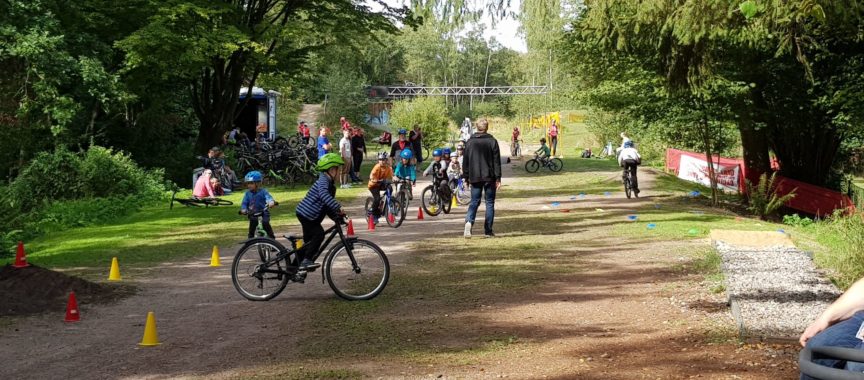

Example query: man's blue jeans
[802,311,864,380]
[465,181,496,235]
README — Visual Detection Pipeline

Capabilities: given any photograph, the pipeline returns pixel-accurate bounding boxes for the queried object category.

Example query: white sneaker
[464,222,472,238]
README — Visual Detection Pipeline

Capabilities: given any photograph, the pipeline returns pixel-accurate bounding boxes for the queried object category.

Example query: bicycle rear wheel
[549,158,564,172]
[325,239,390,300]
[525,159,540,173]
[421,185,441,216]
[624,177,632,199]
[231,239,290,301]
[455,181,471,205]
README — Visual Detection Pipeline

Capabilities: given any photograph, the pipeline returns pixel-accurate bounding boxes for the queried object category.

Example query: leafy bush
[80,146,164,198]
[745,172,796,220]
[783,214,814,227]
[472,101,507,118]
[390,97,452,147]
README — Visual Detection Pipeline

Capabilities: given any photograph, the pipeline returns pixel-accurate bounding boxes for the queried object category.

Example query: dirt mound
[0,265,132,317]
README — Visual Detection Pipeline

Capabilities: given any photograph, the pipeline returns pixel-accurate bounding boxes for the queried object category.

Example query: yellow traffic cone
[108,257,122,281]
[451,195,458,208]
[210,246,221,267]
[139,311,160,346]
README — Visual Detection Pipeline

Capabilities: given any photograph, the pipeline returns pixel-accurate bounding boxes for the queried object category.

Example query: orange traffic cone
[367,216,375,231]
[347,219,355,236]
[64,292,80,322]
[417,207,424,220]
[13,241,29,268]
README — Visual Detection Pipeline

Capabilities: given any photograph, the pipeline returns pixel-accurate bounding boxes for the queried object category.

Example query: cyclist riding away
[394,149,416,199]
[424,149,451,200]
[295,153,346,272]
[368,152,394,225]
[240,171,276,239]
[618,141,641,195]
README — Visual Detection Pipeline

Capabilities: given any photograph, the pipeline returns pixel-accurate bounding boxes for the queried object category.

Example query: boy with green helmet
[294,153,346,273]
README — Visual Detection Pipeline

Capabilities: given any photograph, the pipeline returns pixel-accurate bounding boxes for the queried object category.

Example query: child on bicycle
[394,149,416,199]
[617,140,642,195]
[368,152,394,224]
[295,153,346,271]
[423,149,451,200]
[536,138,551,163]
[240,171,276,239]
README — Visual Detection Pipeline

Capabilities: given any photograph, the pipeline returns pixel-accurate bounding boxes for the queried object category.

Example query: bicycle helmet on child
[540,137,546,143]
[432,149,442,157]
[400,149,413,160]
[244,170,263,182]
[377,152,389,160]
[316,153,345,172]
[398,128,407,135]
[624,141,634,148]
[442,148,452,155]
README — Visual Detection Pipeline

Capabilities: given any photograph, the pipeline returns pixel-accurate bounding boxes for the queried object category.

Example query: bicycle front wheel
[421,185,441,216]
[386,199,403,228]
[455,181,471,205]
[231,238,290,301]
[525,159,540,173]
[325,239,390,300]
[549,158,564,172]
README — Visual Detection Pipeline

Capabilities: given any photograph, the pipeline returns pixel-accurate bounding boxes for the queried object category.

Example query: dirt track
[0,149,800,379]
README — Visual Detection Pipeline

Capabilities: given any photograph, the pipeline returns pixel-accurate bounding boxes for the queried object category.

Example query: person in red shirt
[297,121,311,145]
[340,117,350,132]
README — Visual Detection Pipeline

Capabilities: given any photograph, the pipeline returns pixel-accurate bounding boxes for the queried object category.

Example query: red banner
[665,148,855,216]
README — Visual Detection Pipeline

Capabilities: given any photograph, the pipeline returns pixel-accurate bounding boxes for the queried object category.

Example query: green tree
[390,97,452,148]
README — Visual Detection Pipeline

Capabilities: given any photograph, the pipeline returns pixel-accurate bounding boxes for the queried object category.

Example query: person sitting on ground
[800,277,864,379]
[294,153,346,275]
[211,176,225,196]
[193,169,218,199]
[367,152,393,225]
[617,140,641,195]
[536,138,551,162]
[239,171,276,239]
[394,149,416,198]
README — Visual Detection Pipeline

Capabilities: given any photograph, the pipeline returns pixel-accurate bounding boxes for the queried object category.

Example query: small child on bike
[295,153,346,271]
[617,140,642,195]
[368,152,394,224]
[394,149,417,198]
[240,171,276,239]
[423,149,451,200]
[536,137,551,162]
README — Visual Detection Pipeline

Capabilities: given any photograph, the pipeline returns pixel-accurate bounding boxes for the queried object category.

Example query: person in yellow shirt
[367,152,394,224]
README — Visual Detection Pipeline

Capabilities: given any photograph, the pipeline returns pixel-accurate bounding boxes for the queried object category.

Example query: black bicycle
[231,215,390,301]
[170,190,233,209]
[525,154,563,173]
[421,176,452,216]
[623,168,639,199]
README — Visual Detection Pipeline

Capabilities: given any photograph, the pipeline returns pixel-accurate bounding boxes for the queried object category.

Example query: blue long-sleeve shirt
[394,161,416,182]
[296,173,342,222]
[240,188,274,214]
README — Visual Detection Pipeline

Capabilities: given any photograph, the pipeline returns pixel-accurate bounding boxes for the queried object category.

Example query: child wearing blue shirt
[239,171,276,238]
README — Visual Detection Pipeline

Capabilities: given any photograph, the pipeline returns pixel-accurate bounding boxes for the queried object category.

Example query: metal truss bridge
[366,85,549,100]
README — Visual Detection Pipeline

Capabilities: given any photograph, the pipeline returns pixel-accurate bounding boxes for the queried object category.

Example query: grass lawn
[3,163,376,273]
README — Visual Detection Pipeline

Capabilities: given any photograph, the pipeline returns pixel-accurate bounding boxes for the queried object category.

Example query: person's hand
[496,181,502,190]
[240,209,248,215]
[267,201,275,208]
[800,317,832,347]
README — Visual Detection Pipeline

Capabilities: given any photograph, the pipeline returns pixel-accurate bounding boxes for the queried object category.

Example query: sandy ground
[0,147,800,379]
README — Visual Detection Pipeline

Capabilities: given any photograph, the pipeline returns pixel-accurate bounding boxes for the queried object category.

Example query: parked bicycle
[170,190,233,209]
[364,181,404,228]
[231,214,389,301]
[525,154,563,173]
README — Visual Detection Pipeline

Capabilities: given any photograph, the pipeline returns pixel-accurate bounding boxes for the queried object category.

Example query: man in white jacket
[617,140,641,195]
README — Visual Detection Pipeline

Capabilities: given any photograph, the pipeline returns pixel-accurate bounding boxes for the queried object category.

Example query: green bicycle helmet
[316,153,345,172]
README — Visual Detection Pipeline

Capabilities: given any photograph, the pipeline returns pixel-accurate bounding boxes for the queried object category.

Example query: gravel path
[715,240,841,340]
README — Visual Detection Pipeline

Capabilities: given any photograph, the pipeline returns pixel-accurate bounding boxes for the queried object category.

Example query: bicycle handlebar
[240,201,279,217]
[800,346,864,380]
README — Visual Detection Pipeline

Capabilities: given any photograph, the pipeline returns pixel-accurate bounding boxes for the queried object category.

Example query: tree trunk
[738,120,771,184]
[701,117,719,206]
